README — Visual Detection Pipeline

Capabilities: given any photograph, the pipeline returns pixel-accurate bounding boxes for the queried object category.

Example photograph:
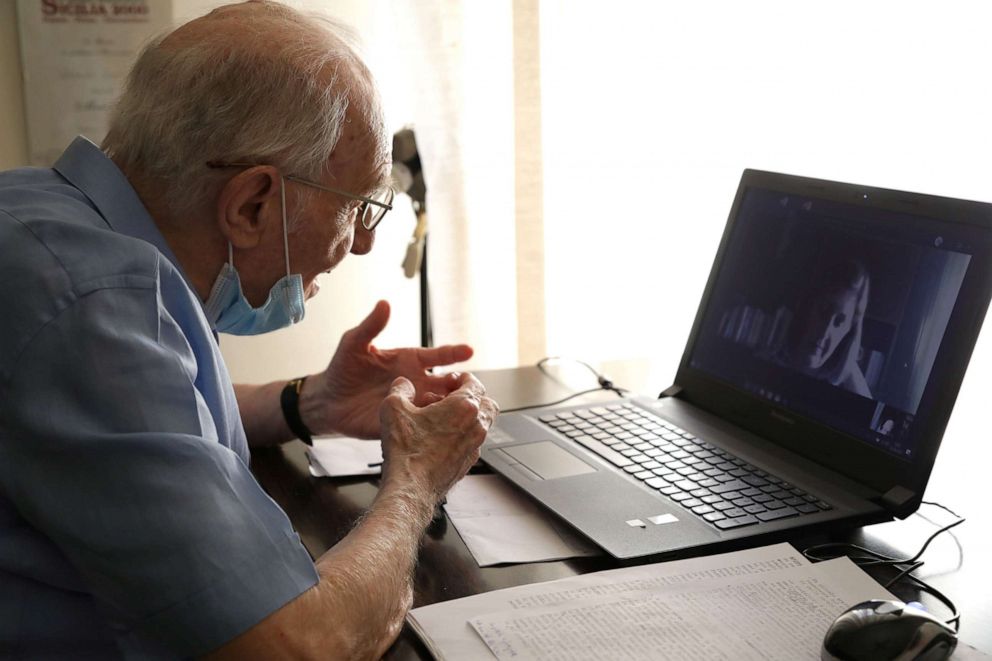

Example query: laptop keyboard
[539,403,832,531]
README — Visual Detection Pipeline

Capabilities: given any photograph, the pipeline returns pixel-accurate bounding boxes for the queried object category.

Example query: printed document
[407,543,820,660]
[468,556,892,660]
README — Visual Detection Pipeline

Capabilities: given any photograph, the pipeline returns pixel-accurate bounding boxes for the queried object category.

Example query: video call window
[690,188,974,459]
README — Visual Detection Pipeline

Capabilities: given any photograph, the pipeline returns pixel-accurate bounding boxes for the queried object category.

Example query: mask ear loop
[279,174,299,318]
[228,174,291,275]
[280,174,291,277]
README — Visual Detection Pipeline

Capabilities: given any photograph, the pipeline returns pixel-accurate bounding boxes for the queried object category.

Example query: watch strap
[280,376,314,445]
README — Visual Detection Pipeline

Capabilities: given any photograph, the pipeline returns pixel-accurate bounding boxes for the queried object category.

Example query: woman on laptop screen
[774,258,872,398]
[715,251,874,399]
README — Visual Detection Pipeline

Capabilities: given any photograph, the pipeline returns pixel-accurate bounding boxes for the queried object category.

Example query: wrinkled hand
[378,373,499,501]
[304,300,475,439]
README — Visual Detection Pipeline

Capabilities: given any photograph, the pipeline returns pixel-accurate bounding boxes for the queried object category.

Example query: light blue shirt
[0,138,319,659]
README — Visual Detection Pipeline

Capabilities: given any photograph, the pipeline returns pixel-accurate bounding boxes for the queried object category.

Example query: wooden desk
[250,364,990,657]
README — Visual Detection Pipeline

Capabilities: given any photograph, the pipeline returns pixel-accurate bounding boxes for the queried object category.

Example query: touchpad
[502,441,597,480]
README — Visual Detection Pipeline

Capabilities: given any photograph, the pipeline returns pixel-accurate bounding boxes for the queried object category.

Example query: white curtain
[536,0,990,494]
[538,0,992,374]
[362,0,522,369]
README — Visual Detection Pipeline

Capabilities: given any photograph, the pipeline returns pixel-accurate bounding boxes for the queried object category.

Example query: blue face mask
[203,176,306,335]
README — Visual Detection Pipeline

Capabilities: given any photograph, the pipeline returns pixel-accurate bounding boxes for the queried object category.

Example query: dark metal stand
[420,234,433,348]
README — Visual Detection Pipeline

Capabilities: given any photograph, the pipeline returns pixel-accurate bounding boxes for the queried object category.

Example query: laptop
[482,169,992,560]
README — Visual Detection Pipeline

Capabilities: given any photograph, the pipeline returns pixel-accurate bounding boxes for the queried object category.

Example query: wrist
[374,477,438,528]
[281,376,320,444]
[297,374,332,435]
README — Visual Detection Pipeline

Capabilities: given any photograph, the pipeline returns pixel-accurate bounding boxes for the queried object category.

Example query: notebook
[482,169,992,560]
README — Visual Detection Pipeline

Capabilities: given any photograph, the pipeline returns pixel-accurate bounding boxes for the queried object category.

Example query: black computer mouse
[821,599,957,661]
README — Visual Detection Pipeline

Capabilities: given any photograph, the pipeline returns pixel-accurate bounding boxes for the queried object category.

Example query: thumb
[421,392,445,405]
[348,300,391,347]
[387,376,416,403]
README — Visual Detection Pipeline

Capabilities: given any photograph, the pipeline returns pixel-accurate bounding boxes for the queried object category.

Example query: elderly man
[0,1,497,658]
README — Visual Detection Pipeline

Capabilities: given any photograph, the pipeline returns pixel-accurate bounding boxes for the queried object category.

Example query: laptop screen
[688,185,989,461]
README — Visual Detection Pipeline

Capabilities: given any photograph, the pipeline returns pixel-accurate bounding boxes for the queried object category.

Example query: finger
[450,372,488,400]
[417,371,464,396]
[419,392,445,405]
[478,396,500,428]
[346,300,391,347]
[414,344,474,369]
[385,376,416,406]
[416,376,480,412]
[416,387,462,408]
[413,386,455,408]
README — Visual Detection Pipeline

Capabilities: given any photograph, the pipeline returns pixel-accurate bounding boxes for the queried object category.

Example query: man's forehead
[326,122,391,190]
[357,160,393,194]
[322,151,389,194]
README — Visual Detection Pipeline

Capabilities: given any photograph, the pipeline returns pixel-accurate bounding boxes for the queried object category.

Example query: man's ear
[215,166,282,249]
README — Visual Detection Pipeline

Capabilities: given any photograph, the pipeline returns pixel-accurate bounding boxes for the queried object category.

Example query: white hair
[102,1,386,220]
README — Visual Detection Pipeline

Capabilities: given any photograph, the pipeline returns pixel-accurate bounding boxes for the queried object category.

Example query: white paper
[407,542,809,660]
[443,475,599,567]
[306,436,382,477]
[17,0,174,166]
[468,557,894,661]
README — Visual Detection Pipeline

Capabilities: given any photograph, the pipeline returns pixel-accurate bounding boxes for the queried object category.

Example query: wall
[0,1,28,168]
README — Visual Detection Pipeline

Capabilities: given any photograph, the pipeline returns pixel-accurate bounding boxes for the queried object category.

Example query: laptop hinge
[657,384,683,399]
[880,485,917,517]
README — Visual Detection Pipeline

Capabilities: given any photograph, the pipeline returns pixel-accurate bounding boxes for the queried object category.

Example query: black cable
[801,501,963,630]
[903,574,961,629]
[803,517,965,567]
[501,387,622,414]
[537,356,602,380]
[499,356,633,414]
[921,500,961,518]
[883,561,924,588]
[536,356,628,398]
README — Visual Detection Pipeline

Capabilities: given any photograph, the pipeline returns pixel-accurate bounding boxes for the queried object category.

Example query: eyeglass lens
[362,188,395,231]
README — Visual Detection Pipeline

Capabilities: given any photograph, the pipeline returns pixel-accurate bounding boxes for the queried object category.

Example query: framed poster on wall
[16,0,172,166]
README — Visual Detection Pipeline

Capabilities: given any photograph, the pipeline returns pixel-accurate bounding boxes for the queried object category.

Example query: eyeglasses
[206,161,394,231]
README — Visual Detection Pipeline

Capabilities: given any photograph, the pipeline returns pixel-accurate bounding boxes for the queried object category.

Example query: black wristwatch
[280,376,314,445]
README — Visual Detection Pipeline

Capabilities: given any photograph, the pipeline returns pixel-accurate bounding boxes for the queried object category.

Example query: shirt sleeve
[0,281,319,657]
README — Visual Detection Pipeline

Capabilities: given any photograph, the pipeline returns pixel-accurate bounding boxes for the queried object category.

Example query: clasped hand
[379,371,498,500]
[301,300,484,437]
[303,300,498,496]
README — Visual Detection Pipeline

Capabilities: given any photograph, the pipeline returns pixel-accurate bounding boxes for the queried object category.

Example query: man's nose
[350,225,375,255]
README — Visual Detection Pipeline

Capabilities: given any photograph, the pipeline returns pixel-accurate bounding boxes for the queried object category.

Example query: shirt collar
[53,137,196,294]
